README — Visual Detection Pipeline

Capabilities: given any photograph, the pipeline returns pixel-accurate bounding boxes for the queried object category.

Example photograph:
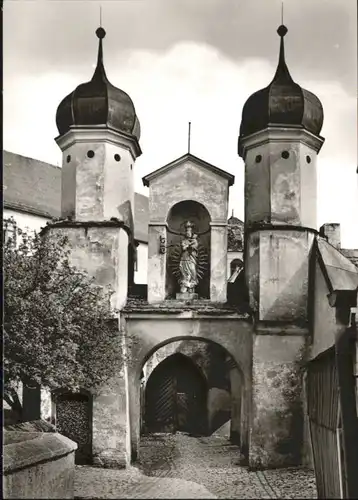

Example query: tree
[3,221,123,419]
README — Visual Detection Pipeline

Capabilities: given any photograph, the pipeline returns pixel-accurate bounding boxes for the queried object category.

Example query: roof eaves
[4,201,56,219]
[143,152,235,187]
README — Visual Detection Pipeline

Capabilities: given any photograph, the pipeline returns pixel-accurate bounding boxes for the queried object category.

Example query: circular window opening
[281,150,290,159]
[66,155,71,163]
[114,154,121,162]
[255,154,262,163]
[306,155,311,164]
[87,150,95,159]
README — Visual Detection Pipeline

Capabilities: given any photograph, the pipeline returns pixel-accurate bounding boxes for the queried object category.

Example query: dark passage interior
[144,353,207,435]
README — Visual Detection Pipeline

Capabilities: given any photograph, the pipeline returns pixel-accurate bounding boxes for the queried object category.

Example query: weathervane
[188,121,191,154]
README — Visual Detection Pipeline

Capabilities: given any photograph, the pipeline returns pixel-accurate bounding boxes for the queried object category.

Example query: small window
[114,154,121,162]
[87,150,95,158]
[130,164,133,170]
[66,155,71,163]
[281,151,290,159]
[306,155,311,164]
[255,154,262,163]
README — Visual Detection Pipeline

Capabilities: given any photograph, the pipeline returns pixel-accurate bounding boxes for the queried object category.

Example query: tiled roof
[123,298,250,316]
[3,150,149,242]
[341,249,358,268]
[3,151,61,218]
[317,238,358,292]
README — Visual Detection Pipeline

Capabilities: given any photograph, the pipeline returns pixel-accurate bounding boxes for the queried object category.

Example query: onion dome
[239,25,323,147]
[56,27,140,139]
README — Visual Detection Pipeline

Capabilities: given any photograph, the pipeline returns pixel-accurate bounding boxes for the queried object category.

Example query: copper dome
[56,28,140,140]
[238,25,323,149]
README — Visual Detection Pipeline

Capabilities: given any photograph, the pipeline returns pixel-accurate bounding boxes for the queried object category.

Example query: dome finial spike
[273,22,292,82]
[93,26,107,81]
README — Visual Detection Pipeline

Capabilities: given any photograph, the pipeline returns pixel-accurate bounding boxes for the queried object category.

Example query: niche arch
[166,200,211,299]
[230,258,243,276]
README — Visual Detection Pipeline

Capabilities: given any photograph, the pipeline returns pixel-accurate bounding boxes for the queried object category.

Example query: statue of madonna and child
[169,220,208,299]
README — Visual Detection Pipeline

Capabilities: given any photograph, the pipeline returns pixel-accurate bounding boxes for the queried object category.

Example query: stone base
[4,431,77,499]
[176,292,198,301]
[92,449,126,469]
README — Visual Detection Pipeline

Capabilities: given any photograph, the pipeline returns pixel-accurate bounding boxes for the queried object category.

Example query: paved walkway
[75,433,317,499]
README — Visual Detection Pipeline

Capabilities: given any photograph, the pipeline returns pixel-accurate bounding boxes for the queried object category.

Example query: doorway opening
[138,338,244,446]
[143,353,207,435]
[54,391,92,465]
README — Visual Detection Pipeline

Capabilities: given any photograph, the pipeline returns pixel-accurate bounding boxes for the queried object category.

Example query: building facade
[4,23,358,470]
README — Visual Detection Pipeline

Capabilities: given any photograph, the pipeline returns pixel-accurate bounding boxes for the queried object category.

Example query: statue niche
[166,201,211,300]
[178,221,199,293]
[170,221,208,299]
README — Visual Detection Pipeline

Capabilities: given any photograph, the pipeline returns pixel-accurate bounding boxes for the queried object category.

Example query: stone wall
[242,129,322,229]
[45,223,129,311]
[250,334,306,469]
[246,229,315,322]
[4,431,77,499]
[92,371,128,468]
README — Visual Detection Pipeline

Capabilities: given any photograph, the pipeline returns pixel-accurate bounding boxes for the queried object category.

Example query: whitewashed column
[147,223,167,303]
[210,222,227,303]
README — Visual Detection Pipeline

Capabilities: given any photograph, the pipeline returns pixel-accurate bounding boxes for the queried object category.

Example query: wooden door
[144,353,207,435]
[176,392,189,431]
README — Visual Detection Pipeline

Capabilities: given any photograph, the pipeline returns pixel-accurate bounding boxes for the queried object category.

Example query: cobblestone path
[75,433,317,499]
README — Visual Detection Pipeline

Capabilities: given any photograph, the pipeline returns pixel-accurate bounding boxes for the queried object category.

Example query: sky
[3,0,358,248]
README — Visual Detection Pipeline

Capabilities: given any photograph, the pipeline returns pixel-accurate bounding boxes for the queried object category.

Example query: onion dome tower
[239,25,326,470]
[238,25,324,230]
[55,27,141,223]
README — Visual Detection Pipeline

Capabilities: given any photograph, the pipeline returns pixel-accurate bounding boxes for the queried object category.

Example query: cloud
[4,0,356,95]
[3,40,358,247]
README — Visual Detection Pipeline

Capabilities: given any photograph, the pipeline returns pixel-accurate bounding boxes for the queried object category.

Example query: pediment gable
[142,153,234,187]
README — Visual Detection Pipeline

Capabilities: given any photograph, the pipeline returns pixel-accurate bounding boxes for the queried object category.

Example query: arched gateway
[123,315,252,463]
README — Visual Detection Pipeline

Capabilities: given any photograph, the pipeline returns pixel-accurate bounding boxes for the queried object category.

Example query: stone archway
[144,353,207,435]
[125,324,252,463]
